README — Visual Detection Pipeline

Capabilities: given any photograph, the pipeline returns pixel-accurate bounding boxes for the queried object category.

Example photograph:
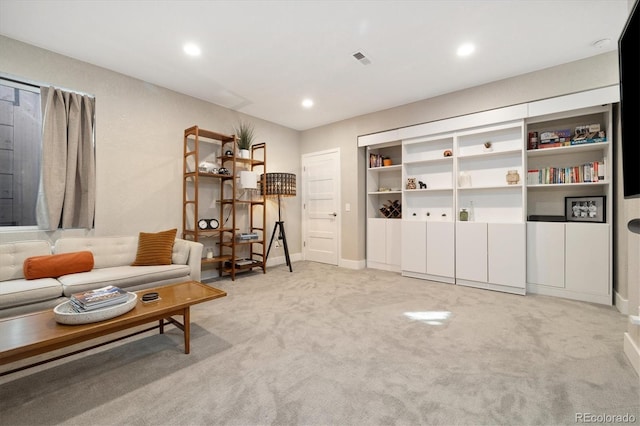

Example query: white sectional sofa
[0,236,203,319]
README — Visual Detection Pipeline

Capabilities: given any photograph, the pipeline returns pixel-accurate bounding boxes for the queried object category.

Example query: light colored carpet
[0,261,638,425]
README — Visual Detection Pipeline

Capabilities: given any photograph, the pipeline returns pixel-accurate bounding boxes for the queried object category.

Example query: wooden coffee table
[0,281,226,375]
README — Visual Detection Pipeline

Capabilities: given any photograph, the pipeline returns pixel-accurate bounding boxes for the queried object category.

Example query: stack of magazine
[70,285,129,312]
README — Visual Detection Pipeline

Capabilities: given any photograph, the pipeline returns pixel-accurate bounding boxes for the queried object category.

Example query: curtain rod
[0,72,96,99]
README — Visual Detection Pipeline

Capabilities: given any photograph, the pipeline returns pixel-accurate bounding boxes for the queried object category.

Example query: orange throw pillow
[24,251,94,280]
[131,228,177,266]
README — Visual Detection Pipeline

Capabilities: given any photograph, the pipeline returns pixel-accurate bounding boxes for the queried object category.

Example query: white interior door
[302,149,340,265]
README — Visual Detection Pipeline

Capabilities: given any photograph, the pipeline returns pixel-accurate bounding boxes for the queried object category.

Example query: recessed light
[302,99,314,108]
[183,43,201,57]
[457,43,475,57]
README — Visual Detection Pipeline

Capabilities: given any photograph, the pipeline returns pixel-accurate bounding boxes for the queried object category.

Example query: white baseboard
[615,291,629,315]
[624,332,640,376]
[266,252,302,268]
[527,283,613,306]
[365,260,400,272]
[340,258,366,270]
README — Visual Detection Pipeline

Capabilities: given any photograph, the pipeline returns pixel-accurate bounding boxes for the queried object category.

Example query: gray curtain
[36,86,95,230]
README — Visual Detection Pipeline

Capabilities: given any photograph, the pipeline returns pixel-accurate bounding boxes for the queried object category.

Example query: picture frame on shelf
[565,196,606,223]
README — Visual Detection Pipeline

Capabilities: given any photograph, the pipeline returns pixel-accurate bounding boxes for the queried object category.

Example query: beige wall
[0,35,302,277]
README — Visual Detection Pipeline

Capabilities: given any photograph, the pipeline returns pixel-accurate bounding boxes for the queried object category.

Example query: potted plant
[234,121,255,158]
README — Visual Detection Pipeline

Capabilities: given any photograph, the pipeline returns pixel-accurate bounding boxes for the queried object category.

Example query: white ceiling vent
[352,51,371,66]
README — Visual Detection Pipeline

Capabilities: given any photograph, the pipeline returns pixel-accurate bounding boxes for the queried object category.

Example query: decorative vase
[239,149,250,159]
[458,171,471,187]
[506,170,520,185]
[459,208,469,221]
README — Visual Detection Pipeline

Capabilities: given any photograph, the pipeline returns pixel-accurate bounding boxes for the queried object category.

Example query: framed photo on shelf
[565,196,606,223]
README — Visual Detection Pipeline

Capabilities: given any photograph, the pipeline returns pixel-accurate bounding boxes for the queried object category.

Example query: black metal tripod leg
[279,222,292,272]
[266,221,279,260]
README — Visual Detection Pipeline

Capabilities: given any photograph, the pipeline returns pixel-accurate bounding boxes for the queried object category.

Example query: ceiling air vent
[352,51,371,66]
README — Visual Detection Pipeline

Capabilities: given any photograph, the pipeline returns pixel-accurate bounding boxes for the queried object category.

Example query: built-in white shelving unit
[360,86,617,305]
[366,143,402,271]
[453,121,526,294]
[402,134,456,283]
[525,104,613,305]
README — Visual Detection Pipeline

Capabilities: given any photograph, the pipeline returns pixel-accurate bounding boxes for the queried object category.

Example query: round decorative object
[224,150,233,156]
[208,218,219,229]
[198,219,208,230]
[53,292,138,325]
[218,167,230,175]
[443,149,453,157]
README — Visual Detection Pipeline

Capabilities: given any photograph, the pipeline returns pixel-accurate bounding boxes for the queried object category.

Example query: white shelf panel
[405,165,453,189]
[457,148,522,159]
[457,123,523,157]
[458,184,523,191]
[405,188,453,192]
[528,181,609,190]
[527,141,609,158]
[403,156,453,166]
[368,190,402,195]
[404,188,453,221]
[458,189,524,223]
[368,164,402,172]
[403,142,454,162]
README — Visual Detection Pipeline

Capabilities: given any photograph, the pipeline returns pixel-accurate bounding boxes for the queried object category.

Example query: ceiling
[0,0,632,131]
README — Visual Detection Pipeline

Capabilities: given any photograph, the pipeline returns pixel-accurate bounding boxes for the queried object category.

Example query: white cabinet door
[566,223,610,296]
[367,218,387,264]
[386,219,402,268]
[488,223,525,290]
[427,221,455,279]
[401,221,427,274]
[526,222,565,288]
[456,222,488,282]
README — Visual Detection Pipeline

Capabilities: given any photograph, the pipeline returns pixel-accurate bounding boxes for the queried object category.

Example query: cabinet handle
[329,212,337,217]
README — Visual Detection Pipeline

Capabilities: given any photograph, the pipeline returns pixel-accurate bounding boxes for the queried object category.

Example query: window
[0,78,41,227]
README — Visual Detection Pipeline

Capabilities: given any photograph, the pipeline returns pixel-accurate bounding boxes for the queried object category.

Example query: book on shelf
[598,161,605,180]
[369,153,382,168]
[539,129,571,145]
[538,142,564,149]
[527,161,604,185]
[570,137,607,145]
[368,153,392,168]
[528,125,606,150]
[225,258,260,268]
